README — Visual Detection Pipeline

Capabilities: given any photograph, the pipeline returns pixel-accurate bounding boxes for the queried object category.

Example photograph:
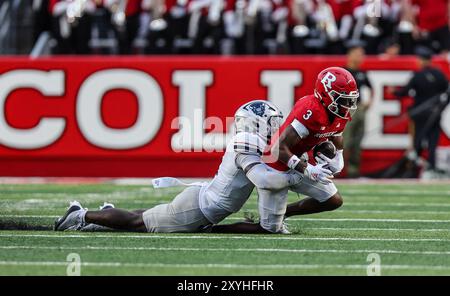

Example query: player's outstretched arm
[233,131,302,190]
[238,157,302,190]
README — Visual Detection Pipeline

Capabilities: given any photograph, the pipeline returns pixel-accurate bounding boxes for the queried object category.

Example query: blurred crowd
[30,0,450,56]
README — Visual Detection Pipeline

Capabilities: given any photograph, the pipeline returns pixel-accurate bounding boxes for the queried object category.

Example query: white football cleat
[99,202,115,210]
[279,220,291,235]
[54,201,87,231]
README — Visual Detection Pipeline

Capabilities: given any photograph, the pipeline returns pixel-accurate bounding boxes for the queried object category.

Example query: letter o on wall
[77,69,163,149]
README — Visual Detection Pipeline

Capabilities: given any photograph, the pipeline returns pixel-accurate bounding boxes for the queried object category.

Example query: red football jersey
[267,95,349,171]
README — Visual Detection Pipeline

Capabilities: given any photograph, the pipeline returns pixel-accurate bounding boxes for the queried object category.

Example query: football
[313,141,337,159]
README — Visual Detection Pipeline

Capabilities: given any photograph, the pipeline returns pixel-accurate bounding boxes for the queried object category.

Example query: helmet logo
[321,72,337,91]
[245,102,266,117]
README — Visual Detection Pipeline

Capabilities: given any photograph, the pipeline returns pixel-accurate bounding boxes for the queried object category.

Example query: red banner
[0,56,449,177]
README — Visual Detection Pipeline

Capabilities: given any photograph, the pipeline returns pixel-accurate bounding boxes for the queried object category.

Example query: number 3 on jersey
[303,110,312,120]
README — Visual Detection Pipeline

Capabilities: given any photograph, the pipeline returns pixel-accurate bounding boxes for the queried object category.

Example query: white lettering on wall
[77,69,163,149]
[0,70,65,149]
[261,70,302,118]
[362,71,413,149]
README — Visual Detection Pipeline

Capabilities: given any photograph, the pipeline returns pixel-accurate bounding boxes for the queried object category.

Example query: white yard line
[2,215,449,231]
[0,260,449,271]
[5,211,444,220]
[0,233,449,242]
[334,179,450,185]
[1,245,450,256]
[343,202,450,207]
[0,190,449,198]
[282,218,450,222]
[5,200,450,207]
[0,215,57,218]
[1,221,448,232]
[2,200,449,210]
[2,214,450,222]
[340,189,450,195]
[0,176,448,186]
[303,227,450,232]
[337,210,450,214]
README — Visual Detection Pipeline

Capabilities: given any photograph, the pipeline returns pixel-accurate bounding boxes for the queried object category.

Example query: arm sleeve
[235,153,262,172]
[437,71,449,93]
[236,154,301,190]
[394,74,417,98]
[291,118,310,138]
[363,73,373,90]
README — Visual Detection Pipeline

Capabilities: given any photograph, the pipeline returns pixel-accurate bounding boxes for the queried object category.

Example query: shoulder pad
[294,97,328,131]
[233,132,265,156]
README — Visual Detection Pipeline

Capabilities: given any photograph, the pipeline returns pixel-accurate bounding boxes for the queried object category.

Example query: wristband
[287,155,301,170]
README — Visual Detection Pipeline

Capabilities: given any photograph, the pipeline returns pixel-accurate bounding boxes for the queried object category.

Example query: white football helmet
[234,100,284,141]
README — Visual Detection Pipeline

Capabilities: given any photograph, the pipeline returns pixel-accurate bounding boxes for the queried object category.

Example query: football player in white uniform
[54,100,303,234]
[212,67,359,234]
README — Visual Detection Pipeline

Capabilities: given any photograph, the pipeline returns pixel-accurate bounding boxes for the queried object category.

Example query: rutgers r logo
[321,72,337,91]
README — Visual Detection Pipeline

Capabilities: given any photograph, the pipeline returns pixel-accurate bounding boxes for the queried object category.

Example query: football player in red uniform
[270,66,358,220]
[211,66,359,234]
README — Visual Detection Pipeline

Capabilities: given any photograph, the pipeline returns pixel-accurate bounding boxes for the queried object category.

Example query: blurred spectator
[352,0,392,54]
[104,0,144,54]
[223,0,248,54]
[393,47,449,178]
[49,0,96,54]
[396,0,415,54]
[32,0,52,44]
[343,43,374,178]
[288,0,313,54]
[289,0,356,54]
[144,0,173,54]
[223,0,291,55]
[379,37,400,59]
[22,0,449,56]
[410,0,450,55]
[190,0,225,54]
[145,0,225,54]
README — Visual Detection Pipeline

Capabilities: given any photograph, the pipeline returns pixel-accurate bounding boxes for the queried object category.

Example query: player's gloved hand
[303,163,333,184]
[315,149,344,175]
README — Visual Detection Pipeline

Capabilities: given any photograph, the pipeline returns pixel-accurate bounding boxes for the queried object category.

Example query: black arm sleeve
[363,74,373,90]
[437,71,449,93]
[394,74,417,98]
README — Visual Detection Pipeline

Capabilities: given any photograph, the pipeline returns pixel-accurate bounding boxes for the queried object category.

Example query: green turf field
[0,182,450,276]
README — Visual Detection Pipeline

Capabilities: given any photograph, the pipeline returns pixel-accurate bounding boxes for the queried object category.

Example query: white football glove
[303,163,333,185]
[315,149,344,175]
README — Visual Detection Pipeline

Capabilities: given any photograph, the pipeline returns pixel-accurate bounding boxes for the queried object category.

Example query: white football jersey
[198,132,266,224]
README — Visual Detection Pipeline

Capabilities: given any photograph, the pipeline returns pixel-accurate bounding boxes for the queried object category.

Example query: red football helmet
[314,67,359,119]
